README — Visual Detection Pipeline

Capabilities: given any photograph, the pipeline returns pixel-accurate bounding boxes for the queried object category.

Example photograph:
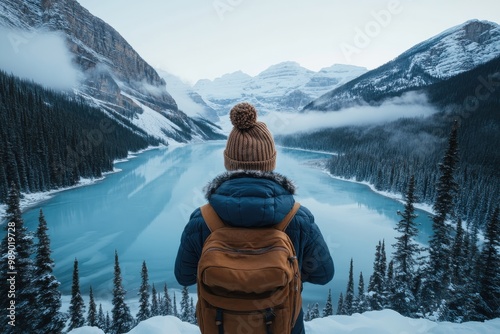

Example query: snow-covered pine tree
[310,303,320,320]
[355,272,368,313]
[189,297,196,324]
[304,304,312,321]
[111,250,134,334]
[344,258,355,315]
[451,218,465,283]
[151,283,160,316]
[157,291,164,313]
[105,311,112,333]
[0,183,36,334]
[393,176,420,277]
[68,258,86,331]
[87,286,97,327]
[336,292,345,315]
[442,216,482,322]
[380,240,387,286]
[478,207,500,319]
[180,286,190,322]
[323,288,334,317]
[467,224,481,286]
[97,304,106,331]
[368,241,382,293]
[162,283,173,316]
[375,168,385,191]
[426,123,459,313]
[136,261,151,322]
[460,224,486,322]
[367,240,387,311]
[172,292,178,318]
[33,209,65,333]
[391,175,421,316]
[385,260,395,310]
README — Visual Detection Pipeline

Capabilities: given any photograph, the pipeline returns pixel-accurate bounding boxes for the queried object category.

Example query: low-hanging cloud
[261,92,439,136]
[0,28,81,90]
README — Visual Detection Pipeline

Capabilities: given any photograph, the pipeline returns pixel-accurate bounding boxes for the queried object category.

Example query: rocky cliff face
[0,0,223,143]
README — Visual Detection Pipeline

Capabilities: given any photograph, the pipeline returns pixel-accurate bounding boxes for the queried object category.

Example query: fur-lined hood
[203,170,297,227]
[204,170,296,199]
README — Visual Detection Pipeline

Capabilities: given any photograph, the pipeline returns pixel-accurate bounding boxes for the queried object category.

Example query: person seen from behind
[175,102,334,334]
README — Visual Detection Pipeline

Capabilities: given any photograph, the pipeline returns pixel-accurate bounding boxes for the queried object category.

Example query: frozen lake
[19,141,433,307]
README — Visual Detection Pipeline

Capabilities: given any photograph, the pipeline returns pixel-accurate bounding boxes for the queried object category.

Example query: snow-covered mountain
[193,61,367,114]
[305,19,500,111]
[157,70,220,123]
[0,0,224,143]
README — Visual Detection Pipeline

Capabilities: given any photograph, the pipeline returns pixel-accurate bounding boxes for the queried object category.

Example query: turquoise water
[18,141,433,306]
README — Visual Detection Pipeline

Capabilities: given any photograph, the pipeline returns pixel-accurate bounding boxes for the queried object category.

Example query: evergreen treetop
[426,123,460,311]
[136,261,151,322]
[111,251,134,334]
[68,258,86,331]
[323,289,334,317]
[87,286,98,327]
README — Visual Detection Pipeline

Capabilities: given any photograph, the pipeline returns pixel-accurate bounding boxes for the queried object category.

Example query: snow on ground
[68,327,106,334]
[63,294,500,333]
[68,310,500,334]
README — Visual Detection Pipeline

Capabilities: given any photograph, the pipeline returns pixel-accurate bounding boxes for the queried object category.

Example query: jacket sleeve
[174,208,210,286]
[298,207,334,285]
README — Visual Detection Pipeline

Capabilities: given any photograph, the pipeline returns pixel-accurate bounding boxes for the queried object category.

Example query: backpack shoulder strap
[200,203,226,232]
[275,202,301,232]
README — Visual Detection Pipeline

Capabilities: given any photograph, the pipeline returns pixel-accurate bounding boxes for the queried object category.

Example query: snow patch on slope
[157,69,219,122]
[120,92,183,144]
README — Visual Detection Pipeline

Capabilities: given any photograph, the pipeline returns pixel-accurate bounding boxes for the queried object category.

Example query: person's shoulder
[293,204,314,223]
[189,206,203,220]
[183,207,208,234]
[296,204,313,220]
[288,204,315,233]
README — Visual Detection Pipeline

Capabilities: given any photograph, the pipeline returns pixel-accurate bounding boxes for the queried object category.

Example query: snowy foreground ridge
[68,310,500,334]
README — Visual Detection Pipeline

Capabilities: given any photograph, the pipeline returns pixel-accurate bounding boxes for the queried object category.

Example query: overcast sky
[77,0,500,84]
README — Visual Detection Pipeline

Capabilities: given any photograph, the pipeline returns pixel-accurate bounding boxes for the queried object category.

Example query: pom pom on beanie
[230,102,257,130]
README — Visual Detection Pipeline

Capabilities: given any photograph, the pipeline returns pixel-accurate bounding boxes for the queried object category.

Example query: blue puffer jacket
[174,170,334,334]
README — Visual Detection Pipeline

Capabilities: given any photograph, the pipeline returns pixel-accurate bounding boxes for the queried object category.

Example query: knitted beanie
[224,102,277,171]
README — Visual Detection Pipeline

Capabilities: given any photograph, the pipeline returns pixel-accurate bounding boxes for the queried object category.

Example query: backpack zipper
[204,245,291,256]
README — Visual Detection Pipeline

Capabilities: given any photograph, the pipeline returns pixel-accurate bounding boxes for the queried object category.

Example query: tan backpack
[196,202,302,334]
